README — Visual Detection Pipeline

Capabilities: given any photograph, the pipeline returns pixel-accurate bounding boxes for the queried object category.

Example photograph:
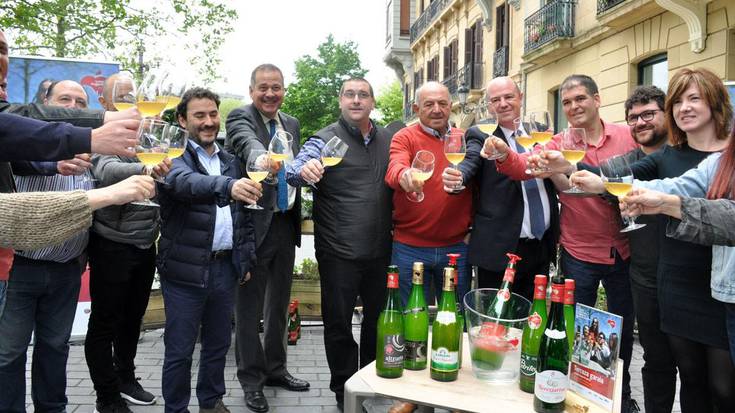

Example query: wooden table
[344,334,622,413]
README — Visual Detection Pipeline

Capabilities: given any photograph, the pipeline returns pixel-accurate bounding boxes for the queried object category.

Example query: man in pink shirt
[385,81,472,306]
[490,75,639,413]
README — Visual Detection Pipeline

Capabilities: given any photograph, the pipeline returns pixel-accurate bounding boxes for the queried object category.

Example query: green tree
[280,35,367,143]
[0,0,237,81]
[375,81,403,126]
[218,97,246,132]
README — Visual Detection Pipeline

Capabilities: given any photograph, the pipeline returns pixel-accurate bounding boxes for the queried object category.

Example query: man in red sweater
[385,81,472,306]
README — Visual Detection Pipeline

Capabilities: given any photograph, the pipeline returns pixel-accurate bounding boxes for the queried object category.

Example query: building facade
[386,0,735,131]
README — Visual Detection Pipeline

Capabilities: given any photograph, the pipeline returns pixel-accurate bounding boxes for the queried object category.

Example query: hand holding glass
[600,156,646,232]
[561,128,587,194]
[443,131,466,191]
[406,150,435,203]
[133,118,169,206]
[245,149,269,210]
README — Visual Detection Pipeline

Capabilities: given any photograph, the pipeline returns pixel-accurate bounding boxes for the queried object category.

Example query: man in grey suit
[225,63,307,413]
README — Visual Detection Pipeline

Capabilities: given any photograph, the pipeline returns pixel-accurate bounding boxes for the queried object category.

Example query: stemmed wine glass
[528,111,553,173]
[476,103,503,160]
[560,128,588,194]
[112,76,137,112]
[406,150,435,203]
[600,155,646,232]
[245,149,269,210]
[268,131,293,184]
[443,130,466,191]
[309,136,348,189]
[136,69,168,118]
[165,124,189,162]
[158,71,189,113]
[133,118,170,207]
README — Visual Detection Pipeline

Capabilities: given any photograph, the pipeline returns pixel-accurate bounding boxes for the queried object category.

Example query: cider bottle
[533,276,569,413]
[403,262,429,370]
[430,267,460,382]
[375,265,405,378]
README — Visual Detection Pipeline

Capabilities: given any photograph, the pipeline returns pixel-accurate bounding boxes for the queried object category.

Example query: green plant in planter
[294,258,319,281]
[301,187,313,220]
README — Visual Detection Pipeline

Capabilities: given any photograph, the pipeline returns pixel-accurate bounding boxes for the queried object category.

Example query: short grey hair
[415,81,450,105]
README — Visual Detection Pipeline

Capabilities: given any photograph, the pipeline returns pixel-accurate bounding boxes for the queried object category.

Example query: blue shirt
[189,141,233,251]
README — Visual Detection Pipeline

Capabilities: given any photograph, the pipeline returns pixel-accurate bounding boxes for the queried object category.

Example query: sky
[211,0,397,101]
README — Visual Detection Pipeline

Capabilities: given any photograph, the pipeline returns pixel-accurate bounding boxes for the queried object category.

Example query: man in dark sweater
[286,78,393,410]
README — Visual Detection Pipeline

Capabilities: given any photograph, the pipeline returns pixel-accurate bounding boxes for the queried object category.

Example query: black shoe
[119,378,156,405]
[244,390,269,413]
[95,398,133,413]
[265,372,310,391]
[622,396,640,413]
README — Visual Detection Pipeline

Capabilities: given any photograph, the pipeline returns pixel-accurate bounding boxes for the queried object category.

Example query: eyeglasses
[342,90,371,100]
[626,109,661,125]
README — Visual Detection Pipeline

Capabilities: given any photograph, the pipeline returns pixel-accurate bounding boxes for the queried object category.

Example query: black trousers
[477,238,552,302]
[235,213,296,391]
[316,250,389,403]
[630,279,677,413]
[84,233,156,402]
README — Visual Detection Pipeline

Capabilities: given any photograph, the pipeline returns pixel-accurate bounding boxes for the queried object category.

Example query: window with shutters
[464,20,484,89]
[399,0,410,36]
[427,55,439,81]
[443,39,458,80]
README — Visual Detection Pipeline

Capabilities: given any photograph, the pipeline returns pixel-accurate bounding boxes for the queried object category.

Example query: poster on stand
[568,303,622,412]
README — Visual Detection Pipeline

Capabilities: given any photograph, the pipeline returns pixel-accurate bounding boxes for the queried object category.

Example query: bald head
[45,80,88,109]
[486,76,522,129]
[99,72,133,111]
[0,30,9,80]
[413,81,451,134]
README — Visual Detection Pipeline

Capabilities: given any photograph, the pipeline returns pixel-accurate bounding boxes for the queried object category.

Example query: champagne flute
[600,156,646,232]
[245,149,269,210]
[443,130,466,191]
[137,69,168,118]
[406,150,435,203]
[112,77,137,112]
[165,124,189,161]
[133,118,170,206]
[561,128,588,194]
[267,130,293,184]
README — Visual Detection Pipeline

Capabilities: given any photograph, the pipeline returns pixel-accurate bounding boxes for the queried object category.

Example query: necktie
[512,134,546,240]
[270,119,288,211]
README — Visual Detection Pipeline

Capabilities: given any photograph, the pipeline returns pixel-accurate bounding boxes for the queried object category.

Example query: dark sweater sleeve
[0,112,91,161]
[629,150,659,180]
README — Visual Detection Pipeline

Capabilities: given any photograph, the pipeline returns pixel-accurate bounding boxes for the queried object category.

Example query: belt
[210,250,232,260]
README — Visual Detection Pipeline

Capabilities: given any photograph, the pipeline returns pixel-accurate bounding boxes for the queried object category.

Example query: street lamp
[457,84,474,114]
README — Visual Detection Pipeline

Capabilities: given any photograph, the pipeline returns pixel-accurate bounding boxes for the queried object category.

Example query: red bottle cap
[387,272,399,289]
[533,275,547,299]
[447,253,461,266]
[506,253,522,265]
[564,279,575,305]
[550,283,565,303]
[534,274,548,285]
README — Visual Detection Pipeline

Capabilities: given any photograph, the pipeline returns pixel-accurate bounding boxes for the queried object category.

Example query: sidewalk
[26,325,675,413]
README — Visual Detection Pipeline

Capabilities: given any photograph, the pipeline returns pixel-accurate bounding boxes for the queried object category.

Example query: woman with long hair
[572,67,735,412]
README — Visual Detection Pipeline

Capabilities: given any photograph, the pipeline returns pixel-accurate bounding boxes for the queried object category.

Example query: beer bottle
[519,275,548,393]
[533,276,569,413]
[403,262,429,370]
[287,300,301,345]
[447,253,465,369]
[563,279,576,357]
[430,267,460,382]
[487,253,522,319]
[376,265,405,378]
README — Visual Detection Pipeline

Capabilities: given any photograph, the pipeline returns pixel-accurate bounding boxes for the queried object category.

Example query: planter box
[301,219,314,234]
[290,279,321,318]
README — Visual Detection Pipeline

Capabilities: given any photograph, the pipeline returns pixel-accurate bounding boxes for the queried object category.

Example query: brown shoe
[200,399,231,413]
[388,401,417,413]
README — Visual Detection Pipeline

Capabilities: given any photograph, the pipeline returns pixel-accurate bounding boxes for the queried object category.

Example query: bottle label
[533,282,546,299]
[544,328,567,340]
[435,310,456,325]
[387,273,399,289]
[502,268,515,282]
[564,290,575,305]
[496,288,511,303]
[520,353,538,378]
[534,370,569,403]
[404,307,426,315]
[405,340,427,363]
[550,284,564,303]
[381,334,405,368]
[528,311,543,330]
[431,347,458,371]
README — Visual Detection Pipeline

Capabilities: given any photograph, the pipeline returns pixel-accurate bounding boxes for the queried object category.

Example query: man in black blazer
[225,64,307,413]
[443,77,559,301]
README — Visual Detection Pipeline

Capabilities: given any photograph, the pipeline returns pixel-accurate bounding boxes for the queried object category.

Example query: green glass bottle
[375,265,405,378]
[520,275,548,393]
[447,253,464,369]
[403,262,429,370]
[563,279,576,358]
[487,253,522,319]
[533,276,569,413]
[430,267,460,382]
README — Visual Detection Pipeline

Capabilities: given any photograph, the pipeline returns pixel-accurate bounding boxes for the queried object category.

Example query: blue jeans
[0,255,83,413]
[161,257,237,413]
[562,249,634,398]
[391,241,470,309]
[727,303,735,366]
[0,280,6,319]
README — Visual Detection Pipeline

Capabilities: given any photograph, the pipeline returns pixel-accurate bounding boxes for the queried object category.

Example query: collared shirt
[259,111,297,212]
[499,124,551,239]
[14,173,94,262]
[419,122,452,139]
[189,140,233,251]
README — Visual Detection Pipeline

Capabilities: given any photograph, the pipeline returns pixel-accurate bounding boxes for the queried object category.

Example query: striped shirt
[14,172,94,262]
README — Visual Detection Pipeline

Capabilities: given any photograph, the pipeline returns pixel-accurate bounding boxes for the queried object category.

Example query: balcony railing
[410,0,451,43]
[597,0,626,15]
[493,46,509,78]
[442,62,483,98]
[524,0,576,54]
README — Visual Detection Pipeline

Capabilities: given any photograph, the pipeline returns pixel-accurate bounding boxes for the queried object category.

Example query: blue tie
[513,135,546,240]
[269,119,289,211]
